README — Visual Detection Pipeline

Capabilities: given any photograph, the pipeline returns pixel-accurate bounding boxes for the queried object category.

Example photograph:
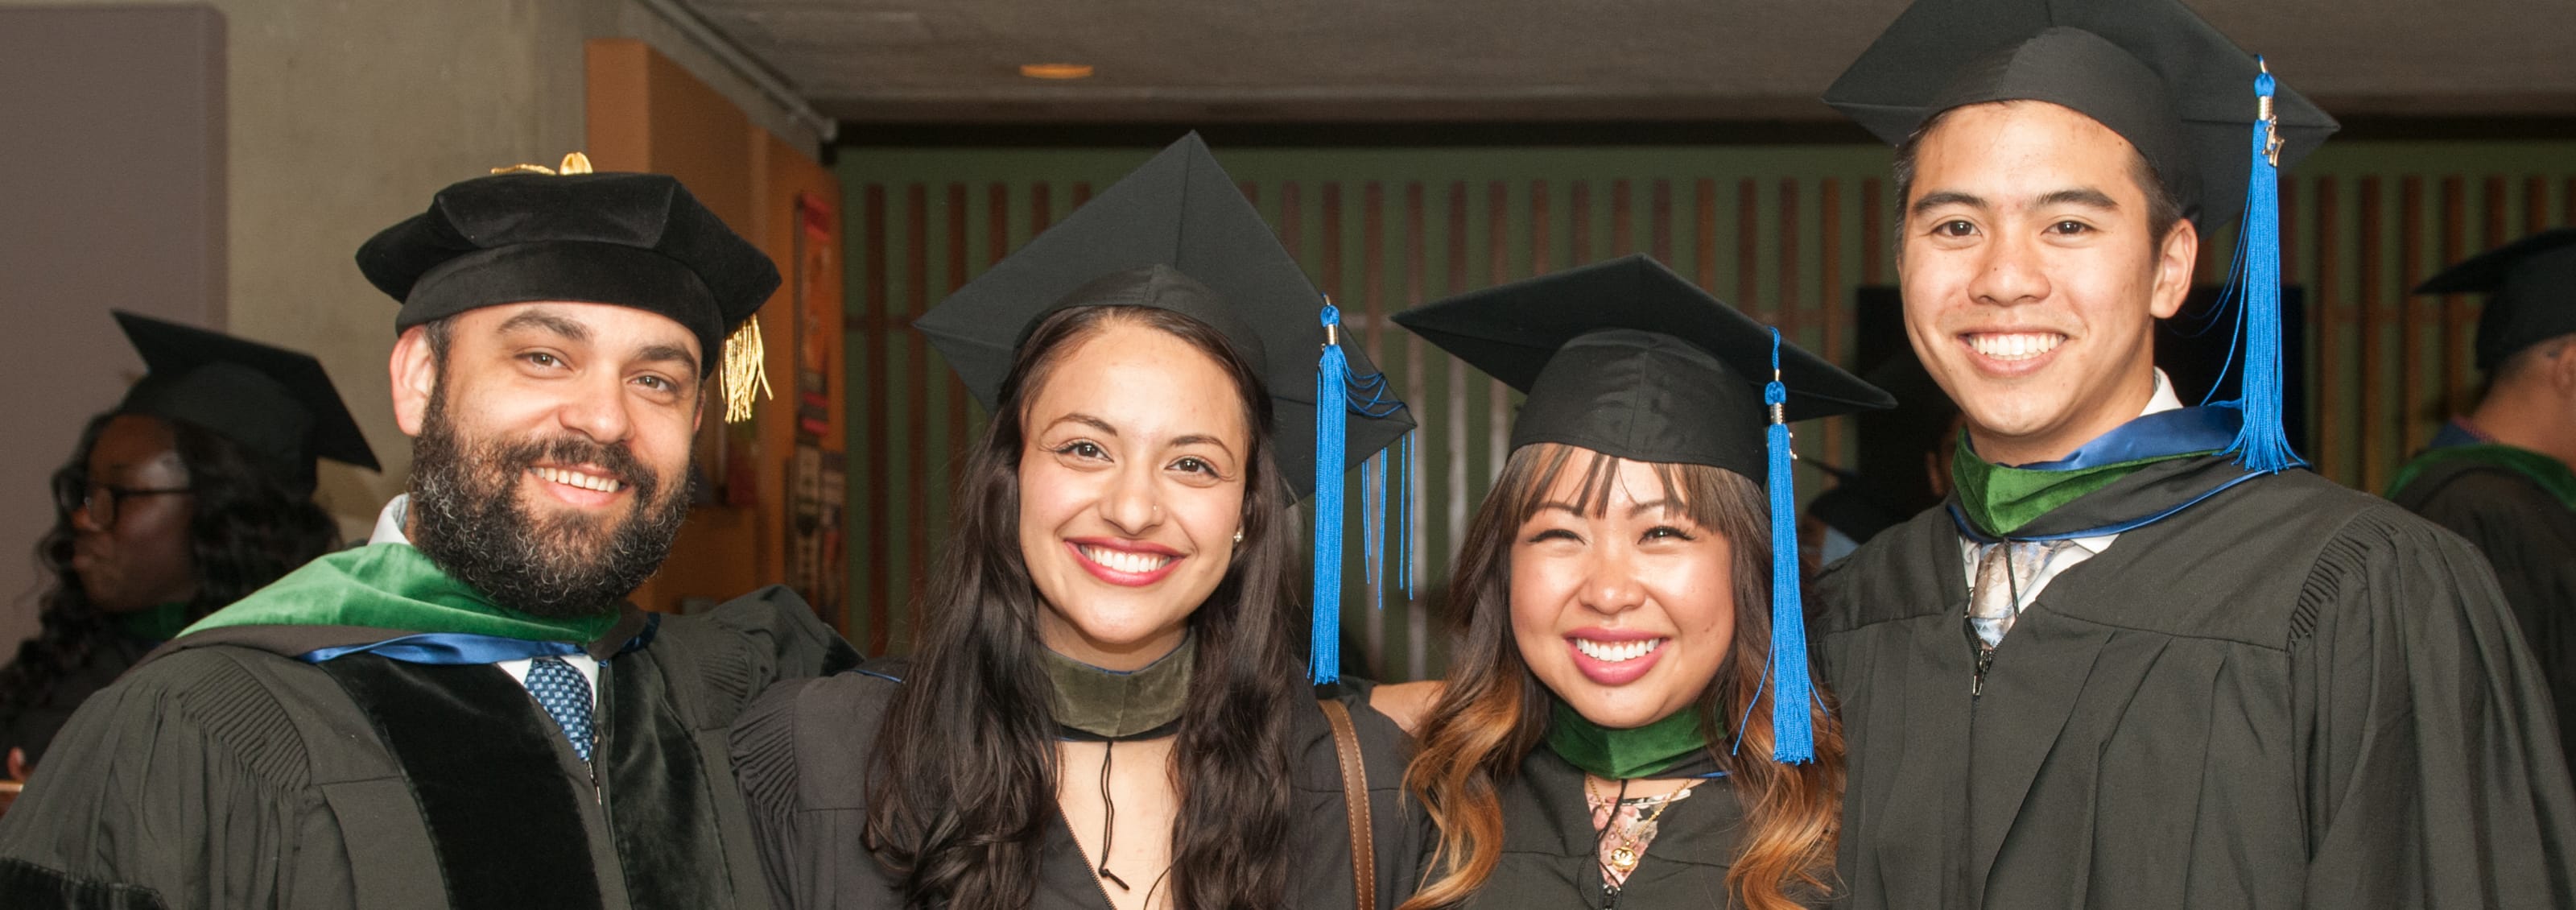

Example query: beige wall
[0,0,822,648]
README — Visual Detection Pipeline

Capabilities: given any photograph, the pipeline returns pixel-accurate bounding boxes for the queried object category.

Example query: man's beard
[407,387,691,619]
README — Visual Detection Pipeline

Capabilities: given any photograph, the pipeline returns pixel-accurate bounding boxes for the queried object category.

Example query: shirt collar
[369,494,412,547]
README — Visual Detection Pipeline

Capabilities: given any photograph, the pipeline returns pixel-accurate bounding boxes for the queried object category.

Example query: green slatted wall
[840,141,2576,680]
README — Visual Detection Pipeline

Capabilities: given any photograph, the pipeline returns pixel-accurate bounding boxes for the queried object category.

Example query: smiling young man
[1810,1,2576,908]
[0,156,856,908]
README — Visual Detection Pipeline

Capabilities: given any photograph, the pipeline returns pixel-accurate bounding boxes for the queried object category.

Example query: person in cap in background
[1389,255,1889,910]
[1812,0,2576,906]
[2390,226,2576,783]
[0,313,378,780]
[1802,352,1959,566]
[0,154,855,908]
[732,134,1424,910]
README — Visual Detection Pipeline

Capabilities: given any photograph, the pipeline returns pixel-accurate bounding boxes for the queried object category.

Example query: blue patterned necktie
[526,656,597,763]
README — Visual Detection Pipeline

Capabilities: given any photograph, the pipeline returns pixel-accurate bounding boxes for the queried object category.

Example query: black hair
[0,413,340,722]
[1891,101,2186,247]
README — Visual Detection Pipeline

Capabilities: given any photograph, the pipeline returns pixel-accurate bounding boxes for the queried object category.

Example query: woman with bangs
[731,137,1426,910]
[1382,254,1889,910]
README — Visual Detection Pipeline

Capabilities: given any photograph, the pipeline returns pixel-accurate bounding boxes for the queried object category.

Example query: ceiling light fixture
[1018,63,1094,80]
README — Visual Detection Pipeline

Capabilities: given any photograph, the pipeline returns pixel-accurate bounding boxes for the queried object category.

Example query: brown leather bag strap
[1320,698,1377,910]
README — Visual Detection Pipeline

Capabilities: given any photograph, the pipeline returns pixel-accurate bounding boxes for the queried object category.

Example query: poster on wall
[786,445,847,626]
[785,191,843,624]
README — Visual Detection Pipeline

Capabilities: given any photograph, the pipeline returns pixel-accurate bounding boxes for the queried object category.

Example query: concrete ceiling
[679,0,2576,125]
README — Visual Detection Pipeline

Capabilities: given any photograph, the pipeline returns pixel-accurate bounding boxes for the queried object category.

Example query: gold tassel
[720,317,772,424]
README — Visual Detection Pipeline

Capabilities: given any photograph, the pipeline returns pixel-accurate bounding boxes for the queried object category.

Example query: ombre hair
[1399,443,1843,910]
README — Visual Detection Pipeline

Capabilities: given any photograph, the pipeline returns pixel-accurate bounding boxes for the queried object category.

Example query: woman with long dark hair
[1385,255,1889,910]
[732,136,1425,910]
[0,312,376,772]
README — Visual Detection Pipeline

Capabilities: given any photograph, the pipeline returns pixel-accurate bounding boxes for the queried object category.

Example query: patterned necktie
[526,656,597,763]
[1967,540,2070,651]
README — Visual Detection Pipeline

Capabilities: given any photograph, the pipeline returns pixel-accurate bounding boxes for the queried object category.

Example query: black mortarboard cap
[353,156,780,378]
[1392,254,1892,482]
[2416,228,2576,370]
[111,312,380,491]
[914,133,1415,500]
[1823,0,2339,228]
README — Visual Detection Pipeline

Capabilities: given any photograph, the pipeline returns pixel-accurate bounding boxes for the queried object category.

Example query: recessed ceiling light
[1018,63,1094,80]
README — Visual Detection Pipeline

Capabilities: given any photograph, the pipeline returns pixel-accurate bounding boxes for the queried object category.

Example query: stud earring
[1232,527,1245,544]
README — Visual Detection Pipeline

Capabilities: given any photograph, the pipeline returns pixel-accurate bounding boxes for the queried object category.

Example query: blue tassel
[1312,305,1351,685]
[2221,59,2301,474]
[1763,329,1816,764]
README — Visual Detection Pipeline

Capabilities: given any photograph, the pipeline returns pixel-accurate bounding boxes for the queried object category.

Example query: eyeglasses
[54,475,193,527]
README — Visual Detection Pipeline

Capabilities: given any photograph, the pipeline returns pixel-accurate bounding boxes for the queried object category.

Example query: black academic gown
[0,586,856,910]
[2390,456,2576,776]
[1814,457,2576,909]
[0,632,153,766]
[729,668,1431,910]
[1455,749,1814,910]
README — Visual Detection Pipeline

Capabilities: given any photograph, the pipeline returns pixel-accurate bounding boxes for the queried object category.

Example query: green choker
[1543,700,1711,780]
[1951,434,2213,537]
[1042,636,1195,739]
[115,602,195,642]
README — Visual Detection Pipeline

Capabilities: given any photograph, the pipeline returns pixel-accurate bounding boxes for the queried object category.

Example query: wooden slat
[1323,182,1345,310]
[1069,182,1091,209]
[1736,178,1759,317]
[1650,178,1673,263]
[945,184,969,494]
[2358,176,2387,494]
[1611,178,1633,256]
[1031,180,1053,233]
[1281,182,1303,260]
[861,184,890,653]
[1778,177,1801,334]
[1862,177,1887,287]
[1364,181,1387,363]
[1530,180,1552,275]
[1695,179,1719,292]
[1820,177,1845,463]
[2533,176,2554,234]
[2440,176,2468,416]
[1570,180,1591,266]
[1488,181,1510,483]
[2314,177,2345,486]
[2398,176,2426,454]
[903,183,931,634]
[1239,180,1257,207]
[986,184,1009,265]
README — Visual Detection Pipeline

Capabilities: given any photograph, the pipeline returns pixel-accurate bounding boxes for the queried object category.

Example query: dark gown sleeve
[730,670,906,910]
[684,586,862,718]
[0,649,350,909]
[0,635,151,767]
[2397,469,2576,767]
[2293,507,2576,906]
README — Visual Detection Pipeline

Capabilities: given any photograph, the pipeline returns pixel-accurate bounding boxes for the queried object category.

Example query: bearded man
[0,157,856,909]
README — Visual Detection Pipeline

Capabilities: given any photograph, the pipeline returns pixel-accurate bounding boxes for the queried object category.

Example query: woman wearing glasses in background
[0,313,375,781]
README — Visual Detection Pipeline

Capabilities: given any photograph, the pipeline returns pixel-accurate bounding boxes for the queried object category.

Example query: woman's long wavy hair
[864,304,1307,910]
[0,413,340,714]
[1399,443,1843,910]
